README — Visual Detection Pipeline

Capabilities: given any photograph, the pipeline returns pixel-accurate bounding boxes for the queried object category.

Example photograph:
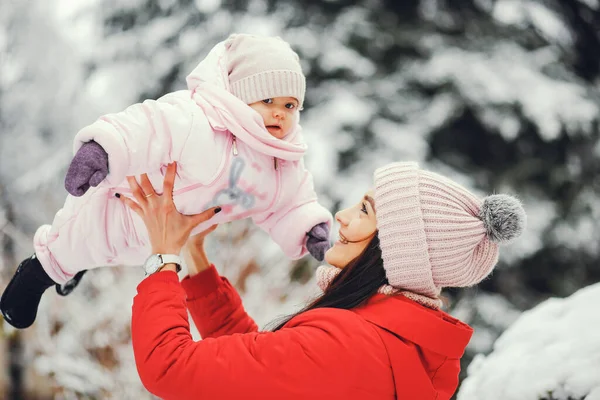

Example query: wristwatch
[143,254,182,276]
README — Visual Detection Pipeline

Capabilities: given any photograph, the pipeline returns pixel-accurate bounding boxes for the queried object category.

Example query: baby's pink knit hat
[374,162,526,298]
[225,33,306,107]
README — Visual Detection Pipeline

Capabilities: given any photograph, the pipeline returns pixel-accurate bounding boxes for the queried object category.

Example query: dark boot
[55,270,87,296]
[0,254,55,329]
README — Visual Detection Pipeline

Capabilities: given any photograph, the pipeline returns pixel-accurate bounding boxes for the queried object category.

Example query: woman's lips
[338,232,349,245]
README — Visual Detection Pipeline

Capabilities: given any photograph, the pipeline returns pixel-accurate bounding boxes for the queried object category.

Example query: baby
[1,34,333,329]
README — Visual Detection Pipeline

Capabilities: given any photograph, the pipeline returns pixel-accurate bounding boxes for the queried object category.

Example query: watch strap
[159,254,182,273]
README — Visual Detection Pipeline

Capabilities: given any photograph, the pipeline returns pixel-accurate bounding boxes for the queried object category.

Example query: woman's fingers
[188,224,218,244]
[139,173,156,198]
[189,206,222,229]
[126,176,145,203]
[163,162,177,199]
[117,193,143,216]
[205,224,218,234]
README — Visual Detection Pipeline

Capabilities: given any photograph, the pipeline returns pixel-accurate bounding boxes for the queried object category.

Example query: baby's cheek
[285,119,298,136]
[282,126,293,138]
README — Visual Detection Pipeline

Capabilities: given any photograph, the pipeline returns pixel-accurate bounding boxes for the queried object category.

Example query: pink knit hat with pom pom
[374,162,526,298]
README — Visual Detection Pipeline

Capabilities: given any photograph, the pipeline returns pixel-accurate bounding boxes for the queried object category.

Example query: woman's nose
[335,210,348,226]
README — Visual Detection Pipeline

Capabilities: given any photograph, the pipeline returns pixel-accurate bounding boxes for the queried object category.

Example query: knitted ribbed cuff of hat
[230,70,306,106]
[374,162,440,298]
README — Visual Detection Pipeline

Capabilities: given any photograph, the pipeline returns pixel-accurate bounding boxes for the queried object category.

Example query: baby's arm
[252,161,333,260]
[68,94,198,193]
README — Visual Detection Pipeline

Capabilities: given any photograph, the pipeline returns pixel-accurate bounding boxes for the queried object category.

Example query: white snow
[1,0,599,397]
[578,0,600,9]
[458,283,600,400]
[194,0,222,13]
[493,1,573,46]
[415,43,598,141]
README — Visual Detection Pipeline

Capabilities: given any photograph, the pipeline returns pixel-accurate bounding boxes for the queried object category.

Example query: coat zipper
[265,159,282,211]
[232,136,238,156]
[233,134,278,170]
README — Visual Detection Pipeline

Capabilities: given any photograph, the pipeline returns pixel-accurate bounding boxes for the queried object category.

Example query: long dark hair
[271,233,388,331]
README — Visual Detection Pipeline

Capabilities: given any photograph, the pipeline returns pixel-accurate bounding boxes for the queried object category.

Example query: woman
[121,161,526,400]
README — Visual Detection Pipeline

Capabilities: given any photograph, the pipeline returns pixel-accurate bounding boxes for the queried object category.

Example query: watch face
[144,254,162,274]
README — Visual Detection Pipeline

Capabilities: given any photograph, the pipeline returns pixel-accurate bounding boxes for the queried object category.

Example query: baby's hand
[306,222,330,262]
[65,140,109,196]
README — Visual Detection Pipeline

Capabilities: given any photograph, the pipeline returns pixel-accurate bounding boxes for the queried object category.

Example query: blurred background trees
[1,0,599,398]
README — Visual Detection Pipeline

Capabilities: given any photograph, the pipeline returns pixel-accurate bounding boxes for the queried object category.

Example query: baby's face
[248,97,300,139]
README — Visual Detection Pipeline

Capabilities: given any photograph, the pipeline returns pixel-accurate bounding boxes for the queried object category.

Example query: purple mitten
[65,140,109,197]
[306,222,330,261]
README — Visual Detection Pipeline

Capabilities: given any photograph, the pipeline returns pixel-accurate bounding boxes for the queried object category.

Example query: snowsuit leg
[33,187,149,284]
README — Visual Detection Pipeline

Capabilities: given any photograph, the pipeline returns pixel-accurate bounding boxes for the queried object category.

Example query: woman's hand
[117,162,221,256]
[184,225,218,276]
[188,224,218,247]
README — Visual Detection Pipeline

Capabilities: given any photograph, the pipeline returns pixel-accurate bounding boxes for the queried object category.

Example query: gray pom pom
[479,194,526,243]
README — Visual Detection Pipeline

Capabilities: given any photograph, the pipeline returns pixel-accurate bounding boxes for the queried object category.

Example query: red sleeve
[180,265,258,337]
[131,271,382,400]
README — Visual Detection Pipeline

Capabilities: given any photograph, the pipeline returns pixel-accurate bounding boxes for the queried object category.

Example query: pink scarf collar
[185,39,307,161]
[316,265,443,310]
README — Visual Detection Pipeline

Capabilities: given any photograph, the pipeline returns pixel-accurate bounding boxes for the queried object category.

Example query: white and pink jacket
[34,40,333,284]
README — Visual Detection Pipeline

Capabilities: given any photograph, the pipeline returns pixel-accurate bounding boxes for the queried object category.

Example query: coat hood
[358,295,473,359]
[185,36,307,161]
[356,294,473,398]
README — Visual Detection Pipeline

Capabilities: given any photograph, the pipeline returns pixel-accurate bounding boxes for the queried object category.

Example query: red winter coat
[131,266,473,400]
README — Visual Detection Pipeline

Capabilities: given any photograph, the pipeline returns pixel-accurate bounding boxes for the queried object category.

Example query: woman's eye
[361,203,368,214]
[262,99,274,104]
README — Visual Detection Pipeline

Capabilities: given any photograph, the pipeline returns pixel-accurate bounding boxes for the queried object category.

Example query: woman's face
[325,190,378,268]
